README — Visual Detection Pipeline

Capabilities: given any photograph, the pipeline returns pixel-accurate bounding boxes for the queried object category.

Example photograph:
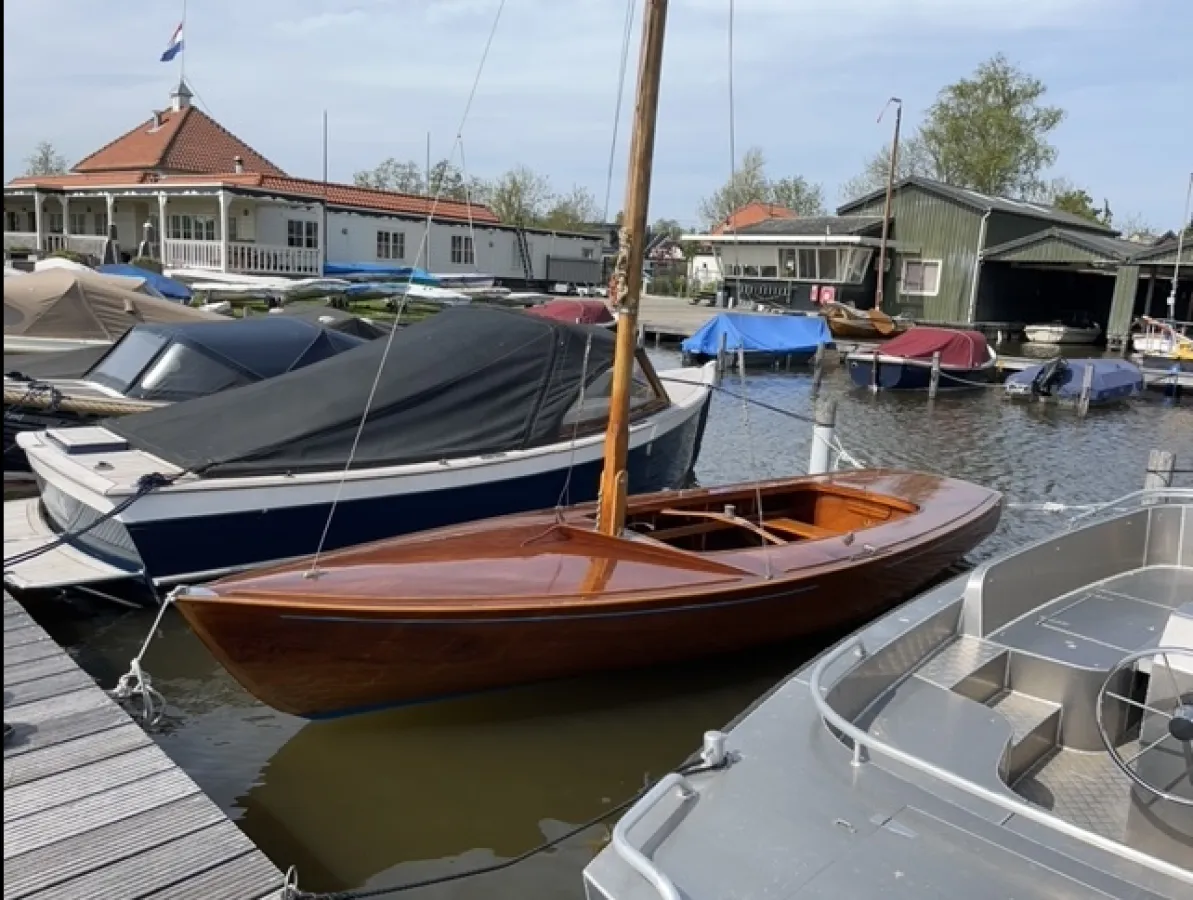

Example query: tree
[1115,212,1160,243]
[697,146,825,228]
[1039,179,1111,225]
[542,185,600,230]
[768,176,825,218]
[838,134,935,200]
[484,165,554,225]
[24,140,67,176]
[651,218,684,240]
[918,54,1065,197]
[353,158,423,192]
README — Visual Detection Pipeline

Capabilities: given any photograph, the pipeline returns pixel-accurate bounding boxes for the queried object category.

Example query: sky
[4,0,1190,230]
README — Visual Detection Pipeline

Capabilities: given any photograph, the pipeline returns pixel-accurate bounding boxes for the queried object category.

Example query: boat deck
[584,495,1193,899]
[3,591,285,900]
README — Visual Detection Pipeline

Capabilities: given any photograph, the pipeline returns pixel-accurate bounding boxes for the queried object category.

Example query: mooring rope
[108,589,179,726]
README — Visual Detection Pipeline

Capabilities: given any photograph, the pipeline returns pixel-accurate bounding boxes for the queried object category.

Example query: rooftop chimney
[233,156,244,174]
[151,110,163,129]
[170,79,193,112]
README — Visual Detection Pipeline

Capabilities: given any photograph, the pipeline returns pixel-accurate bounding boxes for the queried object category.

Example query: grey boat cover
[270,304,393,340]
[107,305,619,477]
[5,345,111,380]
[4,269,223,341]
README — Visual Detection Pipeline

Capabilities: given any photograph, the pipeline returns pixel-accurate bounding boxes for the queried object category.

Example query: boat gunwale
[180,473,1002,614]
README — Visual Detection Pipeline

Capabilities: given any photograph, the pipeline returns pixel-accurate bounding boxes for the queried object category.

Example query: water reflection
[28,354,1191,897]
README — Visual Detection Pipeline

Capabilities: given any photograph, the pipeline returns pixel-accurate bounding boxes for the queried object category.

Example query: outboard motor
[1031,356,1069,396]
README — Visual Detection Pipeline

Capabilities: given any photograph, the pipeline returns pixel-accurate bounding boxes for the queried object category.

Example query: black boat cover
[107,305,619,477]
[84,316,364,402]
[273,304,393,340]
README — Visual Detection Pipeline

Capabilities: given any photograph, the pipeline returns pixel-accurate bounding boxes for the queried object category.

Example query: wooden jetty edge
[3,591,286,900]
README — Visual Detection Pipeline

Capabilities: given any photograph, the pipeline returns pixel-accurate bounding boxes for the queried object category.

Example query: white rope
[602,0,638,223]
[109,590,178,726]
[555,334,593,511]
[306,0,508,574]
[1007,501,1100,513]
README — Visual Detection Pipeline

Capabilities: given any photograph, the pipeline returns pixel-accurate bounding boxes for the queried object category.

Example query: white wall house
[4,81,603,285]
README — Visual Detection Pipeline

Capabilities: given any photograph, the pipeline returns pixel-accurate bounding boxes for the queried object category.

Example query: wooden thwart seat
[762,517,840,541]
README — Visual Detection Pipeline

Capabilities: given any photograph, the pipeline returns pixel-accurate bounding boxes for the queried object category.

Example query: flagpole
[180,0,187,83]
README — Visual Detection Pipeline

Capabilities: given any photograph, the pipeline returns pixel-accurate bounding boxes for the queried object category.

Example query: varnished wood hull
[176,472,1003,718]
[826,317,907,341]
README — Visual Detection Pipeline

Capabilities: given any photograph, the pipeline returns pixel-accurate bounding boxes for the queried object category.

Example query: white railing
[4,232,38,252]
[163,238,223,270]
[227,243,321,276]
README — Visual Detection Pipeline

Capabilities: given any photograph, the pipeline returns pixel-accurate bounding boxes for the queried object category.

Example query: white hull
[1023,324,1101,345]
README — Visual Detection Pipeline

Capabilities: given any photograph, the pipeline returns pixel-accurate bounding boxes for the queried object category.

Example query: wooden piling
[870,350,880,392]
[928,351,941,399]
[736,345,747,380]
[812,343,825,393]
[717,331,729,375]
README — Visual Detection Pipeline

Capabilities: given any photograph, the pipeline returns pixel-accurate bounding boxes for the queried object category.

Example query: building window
[69,213,87,235]
[581,247,595,260]
[901,259,941,296]
[48,212,64,234]
[287,220,318,249]
[5,210,22,232]
[94,212,109,236]
[167,214,216,241]
[226,215,238,242]
[451,234,474,265]
[376,231,405,260]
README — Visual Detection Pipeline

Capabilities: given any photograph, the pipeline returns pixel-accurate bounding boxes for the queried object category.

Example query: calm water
[20,349,1192,897]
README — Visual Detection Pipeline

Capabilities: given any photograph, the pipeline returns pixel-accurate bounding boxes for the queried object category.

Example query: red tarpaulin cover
[881,327,989,368]
[525,299,614,326]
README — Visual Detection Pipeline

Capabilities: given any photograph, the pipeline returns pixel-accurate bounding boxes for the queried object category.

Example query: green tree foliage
[352,158,423,192]
[542,185,601,230]
[24,140,67,176]
[840,55,1067,201]
[1045,182,1111,225]
[697,147,825,228]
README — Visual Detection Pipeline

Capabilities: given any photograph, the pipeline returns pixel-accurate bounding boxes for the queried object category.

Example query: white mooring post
[1144,449,1176,490]
[928,351,942,399]
[1077,363,1095,418]
[808,397,838,475]
[870,350,880,392]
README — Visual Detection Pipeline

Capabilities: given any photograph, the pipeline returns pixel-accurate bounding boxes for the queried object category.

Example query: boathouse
[2,81,603,286]
[685,176,1190,345]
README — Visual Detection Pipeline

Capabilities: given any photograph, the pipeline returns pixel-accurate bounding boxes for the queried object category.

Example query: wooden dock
[3,591,286,900]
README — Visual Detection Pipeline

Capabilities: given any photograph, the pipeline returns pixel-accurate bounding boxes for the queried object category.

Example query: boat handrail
[610,772,696,900]
[808,636,1193,886]
[1063,486,1193,529]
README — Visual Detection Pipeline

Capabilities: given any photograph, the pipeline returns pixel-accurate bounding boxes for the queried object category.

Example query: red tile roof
[711,202,796,234]
[71,106,286,177]
[7,171,499,225]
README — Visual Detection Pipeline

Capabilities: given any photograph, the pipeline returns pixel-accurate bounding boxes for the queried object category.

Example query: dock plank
[5,794,225,900]
[23,822,261,900]
[4,653,79,689]
[3,722,149,788]
[2,591,283,899]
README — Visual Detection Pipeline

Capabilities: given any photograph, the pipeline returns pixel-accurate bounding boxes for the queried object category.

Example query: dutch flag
[160,23,184,62]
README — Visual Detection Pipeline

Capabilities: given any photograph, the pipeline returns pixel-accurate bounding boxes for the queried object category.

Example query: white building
[3,81,602,286]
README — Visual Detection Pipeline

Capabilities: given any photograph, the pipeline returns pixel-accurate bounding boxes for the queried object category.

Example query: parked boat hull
[174,471,1003,717]
[1023,324,1101,345]
[20,375,712,587]
[845,357,997,390]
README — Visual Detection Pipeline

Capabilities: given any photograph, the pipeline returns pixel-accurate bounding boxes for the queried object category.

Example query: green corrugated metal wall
[1107,265,1140,338]
[986,236,1116,265]
[983,213,1056,249]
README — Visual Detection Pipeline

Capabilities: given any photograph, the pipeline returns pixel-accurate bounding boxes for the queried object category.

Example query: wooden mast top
[596,0,670,537]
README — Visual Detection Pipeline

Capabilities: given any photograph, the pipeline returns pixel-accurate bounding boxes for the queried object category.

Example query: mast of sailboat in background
[596,0,670,537]
[874,97,902,313]
[322,110,329,271]
[1168,171,1191,318]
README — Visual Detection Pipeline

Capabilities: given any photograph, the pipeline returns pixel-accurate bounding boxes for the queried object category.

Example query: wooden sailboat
[821,301,910,340]
[173,0,1004,718]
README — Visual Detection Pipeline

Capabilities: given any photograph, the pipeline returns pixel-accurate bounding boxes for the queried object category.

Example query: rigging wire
[306,0,509,574]
[602,0,639,224]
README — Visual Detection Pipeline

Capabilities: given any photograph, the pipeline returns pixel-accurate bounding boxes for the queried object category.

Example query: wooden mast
[874,97,902,313]
[596,0,669,537]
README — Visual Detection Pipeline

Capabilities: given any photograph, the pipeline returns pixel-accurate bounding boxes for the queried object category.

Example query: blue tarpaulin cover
[681,313,832,356]
[1005,358,1142,405]
[323,262,439,284]
[97,264,192,301]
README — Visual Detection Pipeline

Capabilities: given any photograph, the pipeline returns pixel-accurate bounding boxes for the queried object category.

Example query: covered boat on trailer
[846,326,996,390]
